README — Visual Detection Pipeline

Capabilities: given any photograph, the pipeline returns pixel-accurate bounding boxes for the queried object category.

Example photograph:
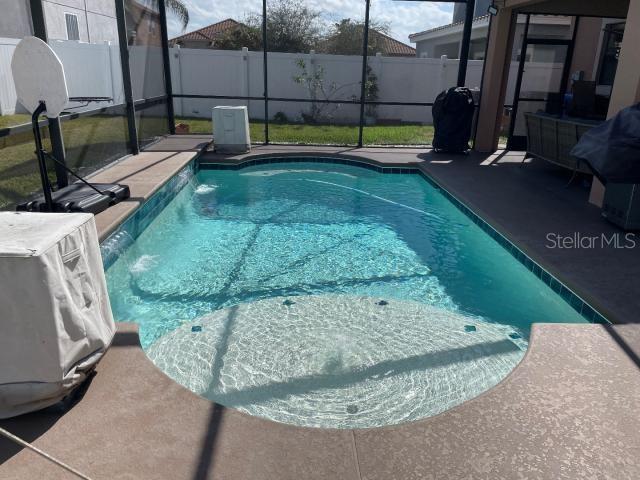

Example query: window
[65,13,80,41]
[597,22,625,87]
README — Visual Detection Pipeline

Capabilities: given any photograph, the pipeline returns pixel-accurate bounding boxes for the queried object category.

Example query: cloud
[167,0,454,46]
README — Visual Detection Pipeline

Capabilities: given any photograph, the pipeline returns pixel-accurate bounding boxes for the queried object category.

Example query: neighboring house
[125,1,162,46]
[452,0,492,23]
[41,0,119,44]
[410,15,574,61]
[317,27,416,57]
[361,29,416,57]
[169,19,245,48]
[0,0,160,46]
[0,1,33,39]
[410,12,625,96]
[170,19,416,57]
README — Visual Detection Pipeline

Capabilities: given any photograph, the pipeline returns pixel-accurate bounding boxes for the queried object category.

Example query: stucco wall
[0,0,32,39]
[42,0,117,43]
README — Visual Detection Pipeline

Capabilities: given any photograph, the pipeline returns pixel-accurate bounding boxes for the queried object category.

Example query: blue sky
[166,0,455,46]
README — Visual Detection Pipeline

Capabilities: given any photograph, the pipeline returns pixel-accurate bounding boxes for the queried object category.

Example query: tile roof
[369,30,416,57]
[170,19,416,56]
[169,19,244,46]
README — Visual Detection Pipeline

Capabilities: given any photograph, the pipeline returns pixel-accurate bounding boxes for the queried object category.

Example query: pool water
[105,162,588,428]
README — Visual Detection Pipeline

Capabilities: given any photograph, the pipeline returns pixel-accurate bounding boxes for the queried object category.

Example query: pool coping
[3,319,639,479]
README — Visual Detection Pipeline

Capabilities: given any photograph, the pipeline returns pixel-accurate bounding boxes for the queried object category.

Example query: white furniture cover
[0,212,115,418]
[212,106,251,153]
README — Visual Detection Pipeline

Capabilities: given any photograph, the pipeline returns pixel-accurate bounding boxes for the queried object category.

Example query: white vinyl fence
[0,38,21,115]
[0,38,564,126]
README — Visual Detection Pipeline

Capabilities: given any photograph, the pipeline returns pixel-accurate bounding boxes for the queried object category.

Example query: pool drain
[191,325,202,332]
[464,325,477,332]
[346,405,358,414]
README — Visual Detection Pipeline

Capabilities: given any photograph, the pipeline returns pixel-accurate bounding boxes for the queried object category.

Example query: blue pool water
[105,161,589,428]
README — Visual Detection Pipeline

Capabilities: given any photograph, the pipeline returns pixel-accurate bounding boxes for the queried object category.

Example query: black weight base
[17,183,130,214]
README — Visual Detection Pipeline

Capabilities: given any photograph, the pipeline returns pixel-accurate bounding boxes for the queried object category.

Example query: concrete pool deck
[2,139,640,479]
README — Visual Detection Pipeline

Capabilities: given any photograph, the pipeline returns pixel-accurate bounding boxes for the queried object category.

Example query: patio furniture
[571,103,640,230]
[524,112,601,174]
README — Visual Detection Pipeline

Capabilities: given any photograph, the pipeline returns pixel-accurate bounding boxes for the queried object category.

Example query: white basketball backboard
[11,36,69,118]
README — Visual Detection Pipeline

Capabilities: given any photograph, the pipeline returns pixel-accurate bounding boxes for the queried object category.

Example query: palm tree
[165,0,189,30]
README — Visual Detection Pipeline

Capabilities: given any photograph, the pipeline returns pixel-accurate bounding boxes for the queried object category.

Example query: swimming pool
[104,159,599,428]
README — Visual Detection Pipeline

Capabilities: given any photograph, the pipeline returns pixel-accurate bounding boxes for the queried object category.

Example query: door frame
[506,14,579,150]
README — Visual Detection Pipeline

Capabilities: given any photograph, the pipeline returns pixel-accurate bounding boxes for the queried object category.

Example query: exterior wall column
[475,6,515,152]
[589,0,640,206]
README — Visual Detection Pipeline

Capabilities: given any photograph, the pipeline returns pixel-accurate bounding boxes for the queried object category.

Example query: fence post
[106,41,119,107]
[173,45,184,117]
[438,55,448,95]
[241,47,250,110]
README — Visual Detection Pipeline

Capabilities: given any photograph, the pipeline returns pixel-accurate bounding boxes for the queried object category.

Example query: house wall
[0,0,33,39]
[415,24,489,59]
[452,0,493,23]
[476,0,633,159]
[42,0,117,43]
[568,17,604,85]
[416,20,571,61]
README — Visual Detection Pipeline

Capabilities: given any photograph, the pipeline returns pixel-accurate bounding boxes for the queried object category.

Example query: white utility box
[212,106,251,153]
[0,212,115,418]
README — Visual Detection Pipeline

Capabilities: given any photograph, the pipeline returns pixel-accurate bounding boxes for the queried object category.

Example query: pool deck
[2,138,640,479]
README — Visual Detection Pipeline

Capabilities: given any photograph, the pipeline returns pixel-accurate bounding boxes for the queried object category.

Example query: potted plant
[175,122,190,134]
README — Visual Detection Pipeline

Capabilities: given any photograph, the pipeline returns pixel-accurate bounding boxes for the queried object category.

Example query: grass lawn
[0,114,31,129]
[1,112,496,210]
[0,115,130,210]
[177,117,435,145]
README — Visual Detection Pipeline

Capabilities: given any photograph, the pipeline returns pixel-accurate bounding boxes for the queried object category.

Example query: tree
[152,0,189,30]
[245,0,323,52]
[319,19,391,56]
[166,0,189,30]
[214,25,262,51]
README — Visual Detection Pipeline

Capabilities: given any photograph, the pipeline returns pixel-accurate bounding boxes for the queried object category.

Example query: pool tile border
[200,156,419,174]
[100,160,197,270]
[202,156,608,325]
[412,169,609,325]
[103,154,608,325]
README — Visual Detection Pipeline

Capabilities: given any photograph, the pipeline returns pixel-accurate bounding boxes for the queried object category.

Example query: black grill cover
[432,87,475,153]
[570,103,640,184]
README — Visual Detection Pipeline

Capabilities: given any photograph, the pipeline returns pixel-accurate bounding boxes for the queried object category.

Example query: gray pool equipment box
[212,106,251,153]
[0,212,115,418]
